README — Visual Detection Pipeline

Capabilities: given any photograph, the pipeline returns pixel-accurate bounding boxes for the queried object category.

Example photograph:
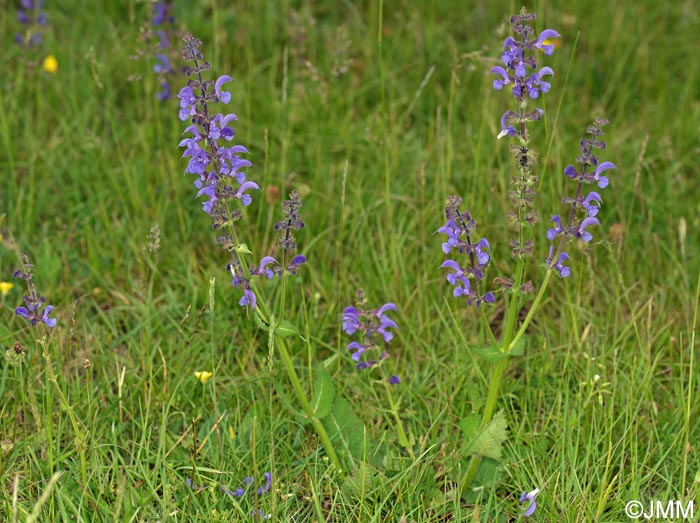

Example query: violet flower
[519,488,539,517]
[221,472,272,498]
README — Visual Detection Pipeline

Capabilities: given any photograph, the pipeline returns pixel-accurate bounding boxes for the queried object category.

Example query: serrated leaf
[459,413,482,442]
[311,366,336,419]
[465,410,508,460]
[341,464,385,498]
[274,320,299,339]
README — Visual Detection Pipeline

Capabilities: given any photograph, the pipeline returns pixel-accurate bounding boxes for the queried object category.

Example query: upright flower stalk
[15,0,47,49]
[13,255,89,488]
[442,8,615,495]
[177,34,340,474]
[152,0,176,100]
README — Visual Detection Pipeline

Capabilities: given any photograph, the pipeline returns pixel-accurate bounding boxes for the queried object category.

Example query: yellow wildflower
[43,55,58,73]
[0,282,14,297]
[194,371,213,384]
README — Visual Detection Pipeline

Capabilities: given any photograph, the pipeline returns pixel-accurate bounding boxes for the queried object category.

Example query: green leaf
[274,320,300,339]
[322,396,366,461]
[311,366,336,419]
[274,381,310,425]
[341,464,385,498]
[474,457,503,487]
[464,410,508,461]
[459,413,482,442]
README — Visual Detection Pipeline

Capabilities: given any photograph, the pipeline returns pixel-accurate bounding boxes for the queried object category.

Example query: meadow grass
[1,0,699,521]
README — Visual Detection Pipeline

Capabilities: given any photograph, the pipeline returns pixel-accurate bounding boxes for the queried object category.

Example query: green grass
[1,0,699,521]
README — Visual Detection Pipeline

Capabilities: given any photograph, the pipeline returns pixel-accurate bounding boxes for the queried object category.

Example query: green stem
[509,269,553,352]
[459,356,509,496]
[275,334,343,473]
[460,269,555,495]
[41,339,88,488]
[381,373,414,460]
[253,292,344,476]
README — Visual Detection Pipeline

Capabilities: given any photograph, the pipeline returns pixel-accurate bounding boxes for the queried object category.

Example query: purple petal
[595,161,616,175]
[376,303,397,315]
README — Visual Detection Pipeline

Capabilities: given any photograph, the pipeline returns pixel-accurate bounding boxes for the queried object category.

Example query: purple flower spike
[15,0,47,48]
[546,118,613,277]
[519,488,539,516]
[388,375,400,385]
[13,256,57,329]
[493,11,558,114]
[341,293,401,374]
[438,197,495,306]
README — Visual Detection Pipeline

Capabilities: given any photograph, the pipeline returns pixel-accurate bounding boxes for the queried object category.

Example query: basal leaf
[465,410,508,461]
[311,365,336,419]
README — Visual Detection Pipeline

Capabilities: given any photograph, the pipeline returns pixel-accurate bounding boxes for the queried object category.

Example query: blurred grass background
[1,0,699,521]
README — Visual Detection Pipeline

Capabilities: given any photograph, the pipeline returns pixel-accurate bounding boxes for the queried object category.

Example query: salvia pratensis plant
[177,34,342,476]
[12,254,89,487]
[439,8,616,496]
